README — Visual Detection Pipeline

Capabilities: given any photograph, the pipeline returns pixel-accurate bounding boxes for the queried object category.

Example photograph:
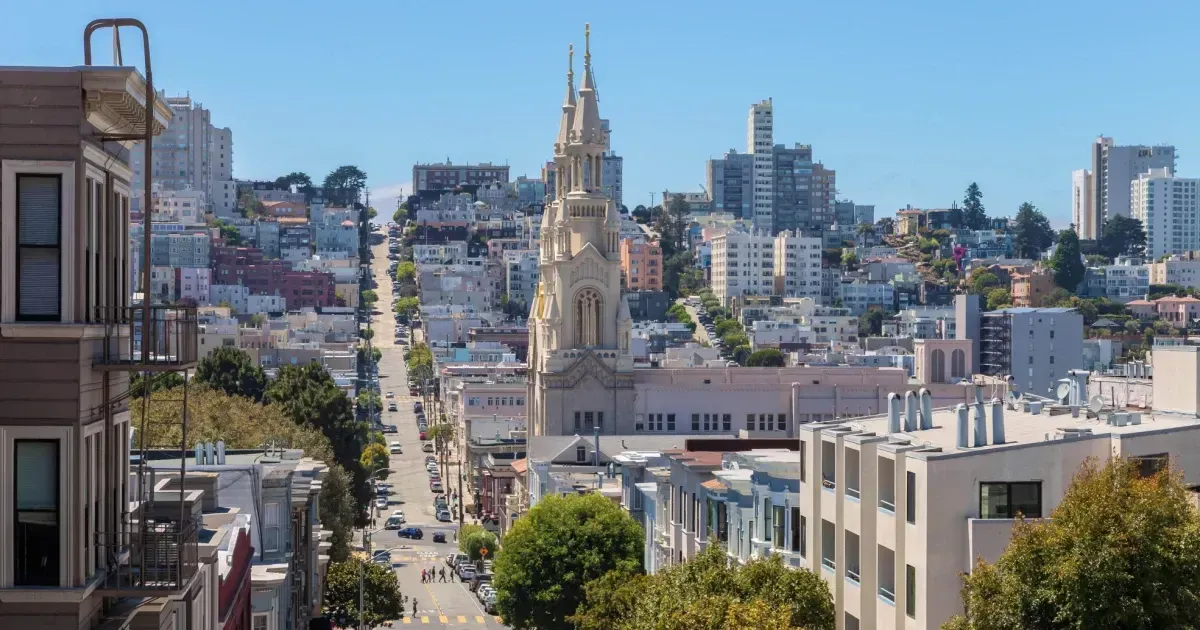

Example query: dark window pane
[15,440,59,586]
[1010,482,1041,518]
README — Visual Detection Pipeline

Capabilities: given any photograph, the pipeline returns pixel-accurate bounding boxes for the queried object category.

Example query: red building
[219,526,253,630]
[211,244,337,308]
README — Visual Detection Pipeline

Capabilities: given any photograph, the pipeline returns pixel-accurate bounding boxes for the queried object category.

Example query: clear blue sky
[5,0,1200,226]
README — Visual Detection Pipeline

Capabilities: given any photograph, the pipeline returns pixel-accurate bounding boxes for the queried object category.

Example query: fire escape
[84,20,202,600]
[979,313,1012,377]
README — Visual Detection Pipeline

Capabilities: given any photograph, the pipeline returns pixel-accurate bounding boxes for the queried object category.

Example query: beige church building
[527,28,983,438]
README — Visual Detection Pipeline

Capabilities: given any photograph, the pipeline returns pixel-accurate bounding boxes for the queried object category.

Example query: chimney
[216,440,226,465]
[956,404,970,448]
[195,443,205,465]
[205,442,215,465]
[991,398,1006,444]
[593,425,600,467]
[973,401,987,447]
[919,388,933,430]
[887,392,902,433]
[904,391,918,432]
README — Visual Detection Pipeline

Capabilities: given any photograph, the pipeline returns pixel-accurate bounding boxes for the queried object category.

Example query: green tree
[320,464,358,561]
[986,287,1013,311]
[944,458,1200,630]
[494,493,644,630]
[359,327,374,340]
[631,204,652,224]
[356,389,381,412]
[394,261,416,283]
[392,203,408,224]
[573,543,834,630]
[393,296,420,323]
[1012,202,1055,259]
[463,529,499,562]
[841,250,859,268]
[323,165,368,206]
[130,371,185,398]
[211,218,245,246]
[1099,215,1148,259]
[661,250,697,299]
[235,192,265,220]
[745,349,786,367]
[323,558,404,628]
[876,217,895,235]
[194,346,267,402]
[962,182,988,229]
[969,270,1001,296]
[361,289,378,305]
[1050,228,1086,291]
[359,442,390,474]
[656,194,692,257]
[273,171,313,194]
[457,523,485,552]
[858,307,886,337]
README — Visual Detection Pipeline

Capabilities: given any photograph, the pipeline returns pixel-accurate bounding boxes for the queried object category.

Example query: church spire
[571,23,602,146]
[555,43,577,155]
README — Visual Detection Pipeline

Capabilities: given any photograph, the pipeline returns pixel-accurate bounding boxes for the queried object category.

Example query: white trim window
[1,160,76,323]
[263,501,280,552]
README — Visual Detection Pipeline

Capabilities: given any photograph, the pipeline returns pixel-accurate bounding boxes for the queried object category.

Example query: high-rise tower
[527,25,635,437]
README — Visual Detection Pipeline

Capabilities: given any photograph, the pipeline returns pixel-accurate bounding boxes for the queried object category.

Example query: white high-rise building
[710,230,775,303]
[774,231,823,300]
[748,99,774,234]
[1071,169,1093,237]
[131,95,234,216]
[1132,167,1200,259]
[1089,136,1175,238]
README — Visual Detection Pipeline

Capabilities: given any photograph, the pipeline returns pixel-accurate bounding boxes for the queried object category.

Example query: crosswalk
[393,615,504,624]
[384,551,445,564]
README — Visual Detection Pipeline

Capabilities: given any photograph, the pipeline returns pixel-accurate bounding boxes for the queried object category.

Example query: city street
[368,236,505,627]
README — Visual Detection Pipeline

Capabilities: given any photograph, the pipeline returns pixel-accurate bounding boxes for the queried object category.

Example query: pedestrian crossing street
[392,615,504,625]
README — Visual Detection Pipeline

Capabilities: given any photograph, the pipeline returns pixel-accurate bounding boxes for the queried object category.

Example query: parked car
[470,573,493,592]
[374,497,388,510]
[389,441,403,455]
[419,431,427,440]
[447,553,469,569]
[390,509,405,522]
[425,455,437,463]
[413,402,423,413]
[385,391,394,399]
[484,592,497,614]
[397,527,424,539]
[457,564,477,581]
[430,481,444,493]
[436,508,452,521]
[384,516,403,530]
[387,403,398,412]
[422,442,434,453]
[372,551,391,566]
[432,531,447,543]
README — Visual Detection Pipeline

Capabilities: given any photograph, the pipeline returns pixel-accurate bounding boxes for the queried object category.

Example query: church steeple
[555,43,576,155]
[571,24,604,148]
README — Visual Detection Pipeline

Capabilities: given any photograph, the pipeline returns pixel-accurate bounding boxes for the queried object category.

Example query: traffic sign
[480,548,489,557]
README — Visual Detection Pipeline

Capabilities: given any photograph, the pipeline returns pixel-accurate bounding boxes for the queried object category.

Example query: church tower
[528,25,635,436]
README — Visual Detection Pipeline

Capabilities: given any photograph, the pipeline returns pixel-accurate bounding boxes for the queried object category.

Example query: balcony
[94,519,200,595]
[96,305,199,371]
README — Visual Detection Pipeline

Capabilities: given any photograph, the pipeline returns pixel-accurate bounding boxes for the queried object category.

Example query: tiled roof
[701,479,727,492]
[510,458,527,474]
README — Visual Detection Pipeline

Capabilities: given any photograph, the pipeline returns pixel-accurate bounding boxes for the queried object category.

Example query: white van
[389,441,402,455]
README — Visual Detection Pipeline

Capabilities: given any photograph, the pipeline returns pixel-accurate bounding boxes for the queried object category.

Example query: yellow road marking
[439,615,449,623]
[494,617,504,623]
[401,618,411,624]
[458,616,467,623]
[420,617,428,623]
[475,616,485,623]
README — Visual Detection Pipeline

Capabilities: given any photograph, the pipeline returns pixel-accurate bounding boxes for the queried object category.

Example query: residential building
[662,190,712,214]
[504,249,539,308]
[1132,168,1200,259]
[962,303,1084,397]
[748,99,774,233]
[1089,136,1176,237]
[0,57,222,628]
[132,94,233,215]
[313,219,359,254]
[512,175,547,206]
[603,154,623,207]
[837,280,895,316]
[707,150,753,219]
[620,238,663,291]
[771,144,836,233]
[953,230,1012,261]
[1148,253,1200,289]
[773,230,822,300]
[1071,169,1094,238]
[152,188,207,224]
[176,267,213,304]
[1010,267,1057,307]
[710,230,776,303]
[1099,257,1150,302]
[882,307,956,340]
[412,161,510,191]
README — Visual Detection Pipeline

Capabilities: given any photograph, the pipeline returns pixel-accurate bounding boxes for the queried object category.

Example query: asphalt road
[368,236,506,628]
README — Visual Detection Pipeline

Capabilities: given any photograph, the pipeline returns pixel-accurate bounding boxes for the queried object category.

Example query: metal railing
[846,486,861,500]
[879,585,896,604]
[95,519,199,593]
[97,305,199,370]
[879,498,896,513]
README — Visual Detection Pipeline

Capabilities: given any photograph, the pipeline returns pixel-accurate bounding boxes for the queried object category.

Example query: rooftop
[831,403,1200,460]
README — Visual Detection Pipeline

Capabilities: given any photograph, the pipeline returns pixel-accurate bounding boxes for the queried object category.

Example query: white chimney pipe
[919,388,933,430]
[904,391,918,432]
[973,402,987,447]
[195,443,205,465]
[956,404,970,449]
[990,398,1005,444]
[216,440,226,465]
[205,442,215,465]
[887,392,902,433]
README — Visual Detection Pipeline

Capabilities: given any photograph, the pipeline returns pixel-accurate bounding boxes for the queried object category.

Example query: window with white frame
[17,175,62,321]
[263,501,281,551]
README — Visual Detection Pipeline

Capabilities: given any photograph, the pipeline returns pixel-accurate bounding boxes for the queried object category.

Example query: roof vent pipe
[974,400,987,447]
[974,385,985,406]
[904,391,918,432]
[216,440,226,465]
[205,442,215,465]
[991,398,1005,445]
[956,404,970,449]
[919,388,933,430]
[887,392,902,434]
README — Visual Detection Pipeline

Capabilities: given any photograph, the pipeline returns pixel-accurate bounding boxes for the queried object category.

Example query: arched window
[951,349,966,379]
[931,349,946,384]
[575,288,602,347]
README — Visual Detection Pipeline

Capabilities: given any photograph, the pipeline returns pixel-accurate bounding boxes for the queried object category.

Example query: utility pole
[649,192,656,208]
[457,455,465,527]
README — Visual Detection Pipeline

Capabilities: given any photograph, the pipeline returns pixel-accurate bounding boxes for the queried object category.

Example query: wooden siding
[0,338,81,423]
[0,68,83,162]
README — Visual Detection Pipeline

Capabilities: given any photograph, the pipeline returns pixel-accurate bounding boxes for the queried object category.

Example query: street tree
[573,543,834,630]
[1012,202,1055,259]
[494,493,644,630]
[970,270,1002,296]
[211,218,246,245]
[194,346,267,402]
[320,465,358,561]
[841,250,859,268]
[323,165,368,206]
[745,349,786,367]
[130,371,185,398]
[1050,228,1086,291]
[359,443,389,474]
[986,287,1013,310]
[962,182,987,229]
[944,457,1200,629]
[1099,215,1148,259]
[463,529,499,562]
[655,194,691,257]
[858,307,886,337]
[323,558,404,628]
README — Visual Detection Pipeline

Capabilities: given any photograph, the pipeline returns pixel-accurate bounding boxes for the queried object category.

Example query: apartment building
[966,304,1084,397]
[775,144,836,233]
[412,161,509,192]
[837,280,895,316]
[620,238,663,291]
[0,55,218,628]
[748,99,774,233]
[1089,136,1176,238]
[151,188,206,224]
[1071,169,1094,239]
[512,175,547,206]
[1132,168,1200,259]
[774,231,822,300]
[504,249,539,307]
[711,230,776,302]
[707,150,753,219]
[602,154,623,207]
[1148,253,1200,289]
[1098,257,1149,302]
[176,267,212,304]
[1010,267,1056,307]
[132,94,234,215]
